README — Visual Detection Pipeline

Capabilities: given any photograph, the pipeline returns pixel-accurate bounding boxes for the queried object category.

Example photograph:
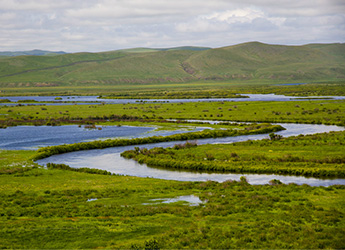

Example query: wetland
[1,93,344,249]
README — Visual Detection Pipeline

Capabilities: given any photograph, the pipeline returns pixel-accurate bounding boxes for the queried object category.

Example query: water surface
[0,125,152,150]
[143,195,204,206]
[1,93,345,106]
[36,123,345,186]
[0,125,206,150]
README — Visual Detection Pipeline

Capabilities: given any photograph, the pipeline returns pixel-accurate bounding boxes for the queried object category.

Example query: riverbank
[121,131,345,178]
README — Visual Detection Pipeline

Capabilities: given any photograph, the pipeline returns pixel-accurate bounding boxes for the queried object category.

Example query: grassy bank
[122,131,345,178]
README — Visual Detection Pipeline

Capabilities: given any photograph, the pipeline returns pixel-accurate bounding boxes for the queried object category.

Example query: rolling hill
[0,42,344,87]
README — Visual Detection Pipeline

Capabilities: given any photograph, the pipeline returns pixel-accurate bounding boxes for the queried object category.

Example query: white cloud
[0,0,344,52]
[0,0,76,11]
[204,8,265,24]
[175,7,281,34]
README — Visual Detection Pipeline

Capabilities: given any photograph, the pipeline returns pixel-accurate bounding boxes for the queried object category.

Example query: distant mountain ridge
[0,47,210,56]
[0,49,67,57]
[0,42,344,86]
[119,46,211,53]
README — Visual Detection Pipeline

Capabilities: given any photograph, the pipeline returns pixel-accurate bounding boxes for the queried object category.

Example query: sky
[0,0,344,52]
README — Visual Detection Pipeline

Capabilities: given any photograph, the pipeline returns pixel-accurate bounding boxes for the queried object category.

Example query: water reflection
[0,125,206,150]
[0,125,153,150]
[143,195,204,206]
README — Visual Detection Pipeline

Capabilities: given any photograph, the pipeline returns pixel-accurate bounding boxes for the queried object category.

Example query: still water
[35,123,345,186]
[1,93,345,105]
[0,125,205,150]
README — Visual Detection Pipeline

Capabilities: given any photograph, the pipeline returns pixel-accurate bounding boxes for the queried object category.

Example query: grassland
[1,159,345,249]
[0,42,344,97]
[0,150,38,174]
[1,80,345,98]
[1,99,344,128]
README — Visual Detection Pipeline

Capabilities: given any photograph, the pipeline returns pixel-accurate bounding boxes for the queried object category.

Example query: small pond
[142,195,204,206]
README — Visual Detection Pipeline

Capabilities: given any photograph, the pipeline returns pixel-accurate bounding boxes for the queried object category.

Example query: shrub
[269,133,283,140]
[269,179,283,185]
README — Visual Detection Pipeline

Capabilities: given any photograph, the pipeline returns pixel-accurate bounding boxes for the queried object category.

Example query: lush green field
[1,80,345,98]
[0,162,344,249]
[1,99,344,127]
[0,150,38,174]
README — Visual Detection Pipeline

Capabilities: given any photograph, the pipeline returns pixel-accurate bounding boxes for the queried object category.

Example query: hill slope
[184,42,345,81]
[0,42,344,87]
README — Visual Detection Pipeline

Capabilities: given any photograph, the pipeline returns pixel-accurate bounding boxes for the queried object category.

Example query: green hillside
[185,42,345,81]
[0,42,344,88]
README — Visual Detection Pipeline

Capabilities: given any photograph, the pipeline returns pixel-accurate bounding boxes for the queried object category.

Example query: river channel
[1,93,345,106]
[35,122,345,186]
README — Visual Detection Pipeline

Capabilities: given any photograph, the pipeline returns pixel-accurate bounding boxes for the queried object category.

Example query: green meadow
[1,99,344,127]
[1,157,345,249]
[1,79,345,98]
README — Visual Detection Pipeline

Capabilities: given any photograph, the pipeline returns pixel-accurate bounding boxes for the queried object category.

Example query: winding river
[1,94,344,186]
[35,122,345,186]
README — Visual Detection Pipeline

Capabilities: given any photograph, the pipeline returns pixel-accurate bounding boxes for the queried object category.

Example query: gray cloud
[0,0,344,52]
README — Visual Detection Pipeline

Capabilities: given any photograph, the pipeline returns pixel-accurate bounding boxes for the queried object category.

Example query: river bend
[36,123,345,186]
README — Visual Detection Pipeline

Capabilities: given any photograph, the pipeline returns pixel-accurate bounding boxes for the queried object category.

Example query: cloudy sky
[1,0,344,52]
